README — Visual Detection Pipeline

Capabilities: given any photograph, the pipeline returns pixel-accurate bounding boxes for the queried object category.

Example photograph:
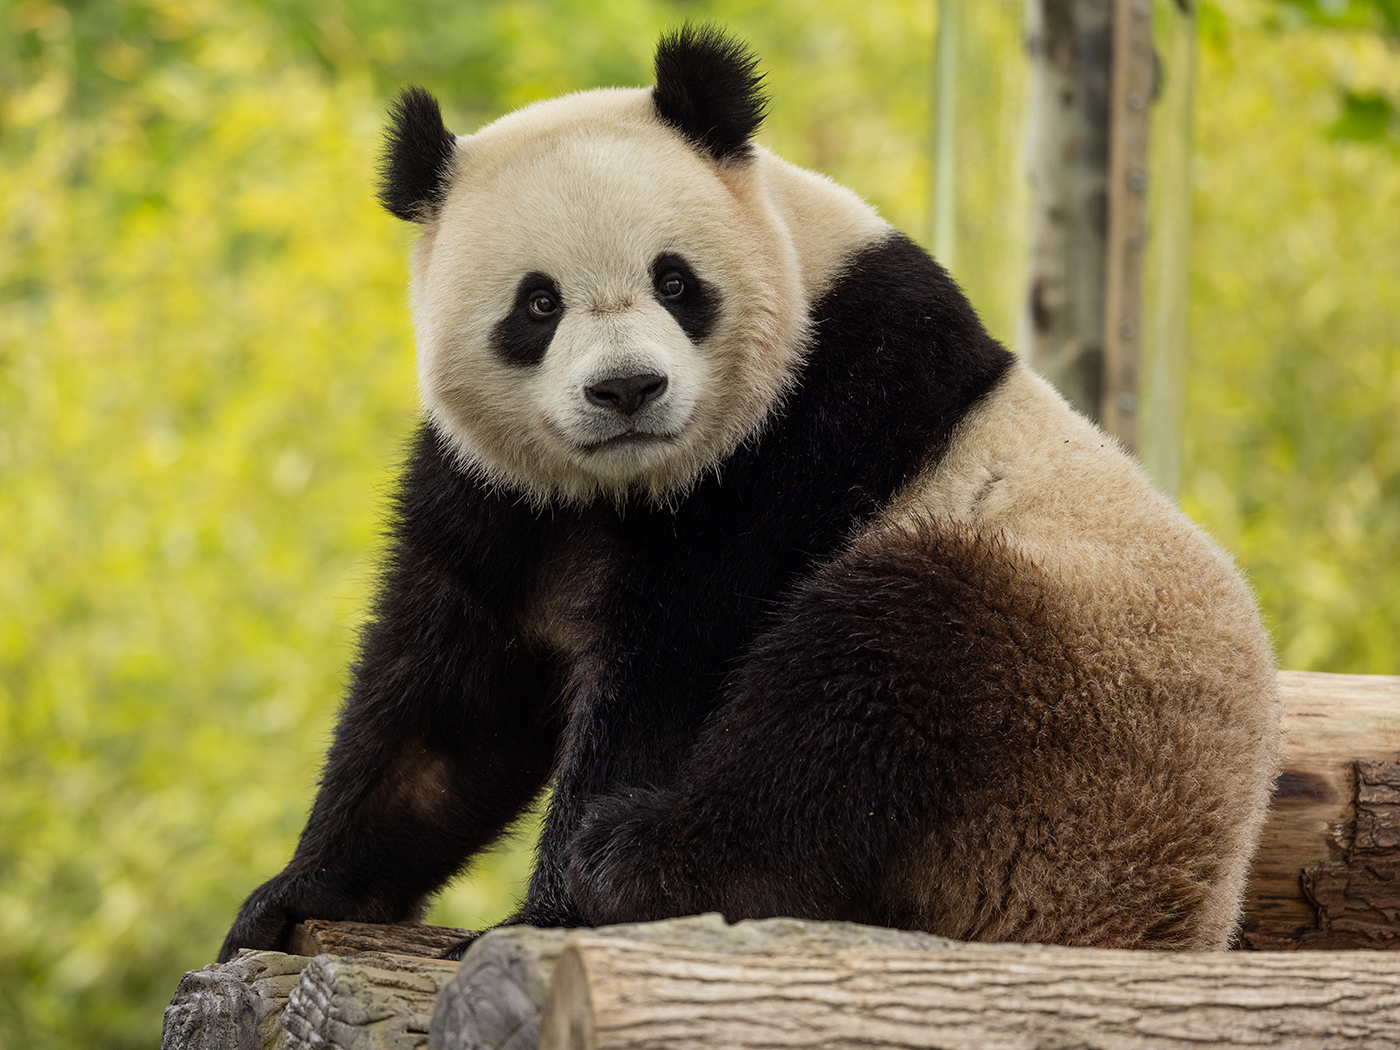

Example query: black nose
[585,373,668,417]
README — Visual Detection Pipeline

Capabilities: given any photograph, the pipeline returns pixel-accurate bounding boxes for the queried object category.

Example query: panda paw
[566,788,693,926]
[218,873,313,962]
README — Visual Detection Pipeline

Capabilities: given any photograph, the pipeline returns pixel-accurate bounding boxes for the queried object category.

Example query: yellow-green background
[2,0,1397,1045]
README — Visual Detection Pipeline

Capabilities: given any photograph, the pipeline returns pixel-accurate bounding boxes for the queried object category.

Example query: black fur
[653,25,767,163]
[218,232,1013,958]
[492,273,566,367]
[650,253,717,343]
[565,523,1057,930]
[377,86,458,223]
[218,427,563,960]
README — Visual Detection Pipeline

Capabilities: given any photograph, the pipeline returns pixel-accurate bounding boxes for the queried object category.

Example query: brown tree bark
[287,919,475,959]
[1245,670,1400,947]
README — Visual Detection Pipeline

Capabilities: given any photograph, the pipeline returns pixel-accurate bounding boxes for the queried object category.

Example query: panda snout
[585,373,668,417]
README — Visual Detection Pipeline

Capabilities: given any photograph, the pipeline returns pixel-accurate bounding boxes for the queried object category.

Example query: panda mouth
[580,431,678,453]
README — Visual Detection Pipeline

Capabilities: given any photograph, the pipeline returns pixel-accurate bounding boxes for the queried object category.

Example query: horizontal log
[288,920,476,959]
[430,915,959,1050]
[539,934,1400,1050]
[1244,670,1400,947]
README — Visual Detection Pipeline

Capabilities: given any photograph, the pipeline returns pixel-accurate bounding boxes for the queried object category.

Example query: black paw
[218,874,310,962]
[565,788,690,926]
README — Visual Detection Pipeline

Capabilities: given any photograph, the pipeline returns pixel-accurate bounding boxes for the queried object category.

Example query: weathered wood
[1295,759,1400,945]
[1244,670,1400,946]
[289,919,476,959]
[161,949,309,1050]
[429,915,958,1050]
[539,934,1400,1050]
[281,951,460,1050]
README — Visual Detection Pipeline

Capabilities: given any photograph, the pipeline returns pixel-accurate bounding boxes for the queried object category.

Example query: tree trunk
[1024,0,1115,421]
[539,934,1400,1050]
[429,916,960,1050]
[162,950,311,1050]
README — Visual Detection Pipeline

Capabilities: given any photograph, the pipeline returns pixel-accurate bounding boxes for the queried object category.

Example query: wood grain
[281,951,460,1050]
[161,950,308,1050]
[539,934,1400,1050]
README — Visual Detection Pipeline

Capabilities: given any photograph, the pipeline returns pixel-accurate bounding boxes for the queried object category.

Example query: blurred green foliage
[0,0,1396,1046]
[1269,0,1400,146]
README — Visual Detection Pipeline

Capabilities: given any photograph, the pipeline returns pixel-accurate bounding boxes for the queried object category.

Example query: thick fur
[653,24,767,163]
[376,87,457,223]
[219,30,1280,962]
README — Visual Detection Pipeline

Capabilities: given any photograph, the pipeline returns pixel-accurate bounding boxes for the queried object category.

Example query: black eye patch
[650,254,717,343]
[491,272,564,367]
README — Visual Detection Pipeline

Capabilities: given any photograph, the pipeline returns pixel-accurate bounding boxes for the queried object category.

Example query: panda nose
[585,373,668,417]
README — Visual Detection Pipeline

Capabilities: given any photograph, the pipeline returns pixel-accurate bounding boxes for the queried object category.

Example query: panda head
[380,27,809,506]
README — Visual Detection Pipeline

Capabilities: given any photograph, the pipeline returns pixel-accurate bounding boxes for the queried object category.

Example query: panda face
[409,90,806,505]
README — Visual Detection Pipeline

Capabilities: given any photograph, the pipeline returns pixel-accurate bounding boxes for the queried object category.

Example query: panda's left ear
[653,25,767,163]
[378,86,458,223]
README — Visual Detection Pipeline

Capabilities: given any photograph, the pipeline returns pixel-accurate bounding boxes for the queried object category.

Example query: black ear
[653,25,767,163]
[377,87,458,223]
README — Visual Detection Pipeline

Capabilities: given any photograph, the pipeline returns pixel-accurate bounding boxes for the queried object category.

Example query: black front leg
[219,425,563,960]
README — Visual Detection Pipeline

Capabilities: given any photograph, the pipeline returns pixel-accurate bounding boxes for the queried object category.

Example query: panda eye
[527,291,559,318]
[657,272,685,299]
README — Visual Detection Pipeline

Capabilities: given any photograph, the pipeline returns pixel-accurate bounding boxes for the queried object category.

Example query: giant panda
[219,26,1281,962]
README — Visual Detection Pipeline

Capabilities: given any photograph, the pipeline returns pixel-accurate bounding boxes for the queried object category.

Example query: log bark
[1245,670,1400,947]
[429,915,958,1050]
[161,949,309,1050]
[539,934,1400,1050]
[280,951,460,1050]
[289,920,476,959]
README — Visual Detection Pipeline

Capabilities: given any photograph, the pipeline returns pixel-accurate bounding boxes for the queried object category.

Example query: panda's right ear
[377,87,458,223]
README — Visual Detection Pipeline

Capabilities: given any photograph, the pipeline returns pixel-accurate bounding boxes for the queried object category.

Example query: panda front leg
[219,426,563,961]
[566,520,1272,949]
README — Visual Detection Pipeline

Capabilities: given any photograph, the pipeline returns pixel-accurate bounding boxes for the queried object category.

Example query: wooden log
[538,934,1400,1050]
[429,915,959,1050]
[288,920,476,959]
[161,949,309,1050]
[1244,670,1400,947]
[280,951,460,1050]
